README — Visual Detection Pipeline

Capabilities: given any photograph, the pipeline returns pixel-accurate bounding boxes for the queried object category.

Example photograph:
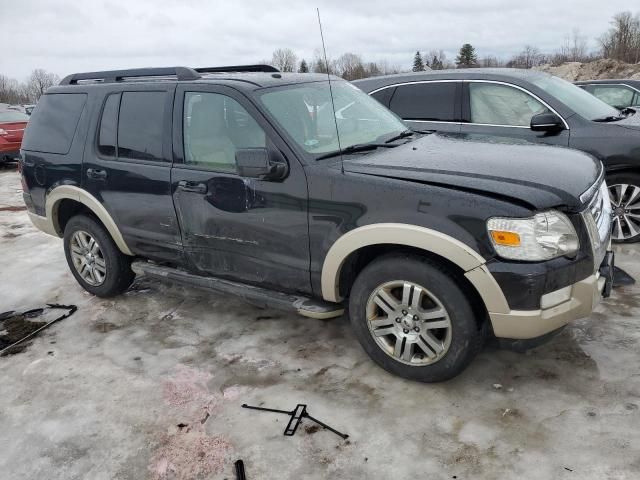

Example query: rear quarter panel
[21,90,95,216]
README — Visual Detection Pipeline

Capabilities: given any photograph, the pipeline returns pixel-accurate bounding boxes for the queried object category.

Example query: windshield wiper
[383,129,415,143]
[592,114,625,122]
[315,143,395,161]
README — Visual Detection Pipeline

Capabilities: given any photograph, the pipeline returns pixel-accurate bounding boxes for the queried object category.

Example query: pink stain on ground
[162,364,219,414]
[149,431,232,480]
[150,365,234,479]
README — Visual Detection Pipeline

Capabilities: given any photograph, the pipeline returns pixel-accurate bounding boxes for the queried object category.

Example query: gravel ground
[0,167,639,479]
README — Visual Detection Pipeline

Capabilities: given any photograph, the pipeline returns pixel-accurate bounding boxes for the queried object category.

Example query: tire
[607,171,640,243]
[63,214,135,297]
[348,253,483,382]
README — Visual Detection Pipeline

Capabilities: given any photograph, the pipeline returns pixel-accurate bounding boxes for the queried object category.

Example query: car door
[383,81,461,133]
[171,84,311,294]
[83,86,183,263]
[460,81,570,146]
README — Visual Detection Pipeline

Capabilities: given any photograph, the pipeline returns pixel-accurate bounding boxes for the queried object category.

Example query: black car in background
[354,69,640,242]
[575,79,640,110]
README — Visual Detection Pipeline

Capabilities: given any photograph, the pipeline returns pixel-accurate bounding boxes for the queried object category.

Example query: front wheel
[348,254,483,382]
[608,172,640,243]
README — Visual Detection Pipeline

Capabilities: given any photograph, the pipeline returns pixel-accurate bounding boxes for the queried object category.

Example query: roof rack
[59,67,201,85]
[59,64,280,85]
[195,64,279,74]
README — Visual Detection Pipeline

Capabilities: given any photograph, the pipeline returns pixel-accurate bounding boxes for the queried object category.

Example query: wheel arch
[46,185,133,256]
[320,223,510,315]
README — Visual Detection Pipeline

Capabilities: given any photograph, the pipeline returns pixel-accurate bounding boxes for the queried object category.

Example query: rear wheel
[607,172,640,243]
[348,253,483,382]
[63,214,134,297]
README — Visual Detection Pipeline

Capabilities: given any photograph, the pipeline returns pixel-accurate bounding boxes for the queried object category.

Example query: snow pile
[535,59,640,81]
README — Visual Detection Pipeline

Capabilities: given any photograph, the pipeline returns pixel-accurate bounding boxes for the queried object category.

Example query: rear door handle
[177,180,208,194]
[86,168,107,180]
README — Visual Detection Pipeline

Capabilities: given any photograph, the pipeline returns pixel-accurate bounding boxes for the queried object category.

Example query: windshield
[0,110,30,122]
[258,81,407,156]
[530,75,620,121]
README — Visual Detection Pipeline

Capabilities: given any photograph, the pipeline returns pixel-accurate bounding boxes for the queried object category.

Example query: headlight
[487,210,579,261]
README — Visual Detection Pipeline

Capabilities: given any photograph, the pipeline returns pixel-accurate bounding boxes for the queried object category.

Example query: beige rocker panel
[320,223,511,314]
[43,185,133,256]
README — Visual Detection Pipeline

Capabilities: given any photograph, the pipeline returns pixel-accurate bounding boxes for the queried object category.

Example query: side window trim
[95,88,173,165]
[96,92,121,159]
[464,80,569,130]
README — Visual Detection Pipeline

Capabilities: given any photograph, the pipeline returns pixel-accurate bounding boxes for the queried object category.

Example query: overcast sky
[0,0,634,80]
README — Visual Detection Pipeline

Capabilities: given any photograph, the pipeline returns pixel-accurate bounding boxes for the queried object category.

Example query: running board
[131,261,344,319]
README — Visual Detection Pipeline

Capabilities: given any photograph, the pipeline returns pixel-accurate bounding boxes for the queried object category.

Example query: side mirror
[530,112,564,132]
[235,148,288,180]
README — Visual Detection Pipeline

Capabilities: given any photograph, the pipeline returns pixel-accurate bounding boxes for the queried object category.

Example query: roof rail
[195,64,279,74]
[59,67,201,85]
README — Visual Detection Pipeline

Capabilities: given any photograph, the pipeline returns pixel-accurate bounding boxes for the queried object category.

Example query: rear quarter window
[390,82,457,121]
[22,93,87,154]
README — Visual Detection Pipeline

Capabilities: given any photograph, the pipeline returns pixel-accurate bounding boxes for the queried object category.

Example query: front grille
[581,180,612,272]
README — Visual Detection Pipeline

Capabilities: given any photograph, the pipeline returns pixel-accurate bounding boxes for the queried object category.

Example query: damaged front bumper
[489,251,614,341]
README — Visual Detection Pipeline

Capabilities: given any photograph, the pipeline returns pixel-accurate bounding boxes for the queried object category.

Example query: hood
[615,110,640,131]
[342,133,602,211]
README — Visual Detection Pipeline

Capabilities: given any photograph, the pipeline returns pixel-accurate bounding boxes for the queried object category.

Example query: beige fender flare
[44,185,133,256]
[320,223,510,314]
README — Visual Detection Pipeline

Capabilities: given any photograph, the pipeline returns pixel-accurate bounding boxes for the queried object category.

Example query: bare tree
[271,48,298,72]
[25,69,60,102]
[375,59,403,75]
[0,75,26,104]
[479,55,503,67]
[312,49,336,74]
[599,11,640,63]
[508,45,544,68]
[556,28,590,63]
[335,52,367,80]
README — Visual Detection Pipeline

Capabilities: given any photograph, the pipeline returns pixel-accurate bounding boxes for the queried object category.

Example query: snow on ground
[535,59,640,81]
[0,167,639,479]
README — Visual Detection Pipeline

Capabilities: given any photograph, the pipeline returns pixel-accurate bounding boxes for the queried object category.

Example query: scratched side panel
[170,166,312,295]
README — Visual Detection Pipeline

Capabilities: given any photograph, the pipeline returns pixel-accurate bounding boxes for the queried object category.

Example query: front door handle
[86,168,107,180]
[177,180,208,194]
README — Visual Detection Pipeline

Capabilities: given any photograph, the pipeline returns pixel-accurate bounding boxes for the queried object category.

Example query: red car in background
[0,110,29,163]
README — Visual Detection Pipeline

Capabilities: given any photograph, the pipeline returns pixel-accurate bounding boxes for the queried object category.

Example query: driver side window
[591,85,636,109]
[469,83,550,127]
[183,92,266,172]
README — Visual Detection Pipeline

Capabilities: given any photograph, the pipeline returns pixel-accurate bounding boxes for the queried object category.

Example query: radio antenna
[317,8,344,174]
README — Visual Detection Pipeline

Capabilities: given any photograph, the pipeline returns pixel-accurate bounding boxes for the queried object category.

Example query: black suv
[21,65,613,382]
[354,69,640,242]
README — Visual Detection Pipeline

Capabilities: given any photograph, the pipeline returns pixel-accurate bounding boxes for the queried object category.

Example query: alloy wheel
[609,183,640,241]
[365,280,452,366]
[70,230,107,286]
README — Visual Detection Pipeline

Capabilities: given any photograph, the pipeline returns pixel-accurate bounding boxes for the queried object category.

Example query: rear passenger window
[98,93,120,157]
[390,82,457,121]
[117,91,165,161]
[22,93,87,154]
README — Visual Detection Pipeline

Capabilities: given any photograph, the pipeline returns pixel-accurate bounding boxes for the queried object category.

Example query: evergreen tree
[455,43,478,68]
[298,59,309,73]
[412,51,425,72]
